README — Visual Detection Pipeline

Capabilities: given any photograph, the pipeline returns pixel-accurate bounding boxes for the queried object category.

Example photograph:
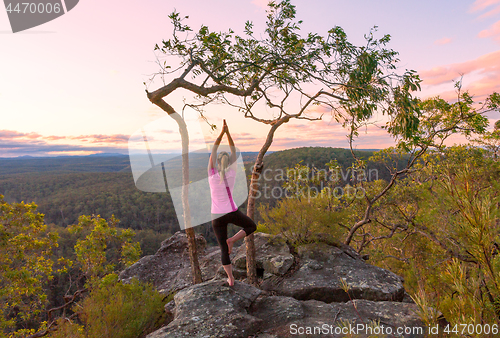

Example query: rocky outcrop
[251,297,426,338]
[147,280,262,338]
[232,233,294,276]
[146,279,426,338]
[124,232,431,338]
[224,233,404,303]
[261,242,405,303]
[119,231,220,295]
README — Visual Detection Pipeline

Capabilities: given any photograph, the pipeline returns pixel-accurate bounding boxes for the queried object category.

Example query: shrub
[48,274,166,338]
[258,194,344,246]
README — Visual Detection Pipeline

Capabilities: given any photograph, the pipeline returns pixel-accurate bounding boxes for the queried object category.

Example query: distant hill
[0,155,131,175]
[0,152,263,175]
[0,147,395,233]
[0,152,260,234]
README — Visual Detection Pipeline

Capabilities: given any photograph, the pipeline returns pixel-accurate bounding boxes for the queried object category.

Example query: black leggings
[212,209,257,265]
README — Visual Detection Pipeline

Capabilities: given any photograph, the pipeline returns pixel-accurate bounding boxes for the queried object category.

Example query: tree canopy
[147,0,421,137]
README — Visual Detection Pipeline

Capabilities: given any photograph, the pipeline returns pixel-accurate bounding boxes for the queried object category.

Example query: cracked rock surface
[123,232,431,338]
[261,242,405,303]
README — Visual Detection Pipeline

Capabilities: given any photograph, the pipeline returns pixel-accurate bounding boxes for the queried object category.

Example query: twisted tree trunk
[147,95,202,284]
[245,116,290,285]
[245,161,263,285]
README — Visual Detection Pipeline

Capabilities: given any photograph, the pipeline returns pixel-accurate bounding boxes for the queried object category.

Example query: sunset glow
[1,0,500,157]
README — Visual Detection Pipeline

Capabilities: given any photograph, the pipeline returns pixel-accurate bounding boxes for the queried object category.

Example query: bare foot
[227,277,235,287]
[226,238,234,255]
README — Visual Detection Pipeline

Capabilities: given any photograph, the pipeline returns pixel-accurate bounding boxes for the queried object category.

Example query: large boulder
[249,295,306,327]
[122,231,433,338]
[121,231,404,302]
[250,298,425,338]
[261,242,405,302]
[146,280,262,338]
[147,285,425,338]
[119,231,220,295]
[232,232,295,276]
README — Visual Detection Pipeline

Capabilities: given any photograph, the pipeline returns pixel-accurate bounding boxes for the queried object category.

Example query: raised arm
[224,120,237,165]
[208,120,227,171]
[208,125,225,172]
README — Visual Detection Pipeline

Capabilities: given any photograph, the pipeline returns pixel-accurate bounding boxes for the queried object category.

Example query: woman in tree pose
[208,119,256,286]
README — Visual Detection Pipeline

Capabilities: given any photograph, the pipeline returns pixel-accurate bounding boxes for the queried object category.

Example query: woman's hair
[217,151,229,183]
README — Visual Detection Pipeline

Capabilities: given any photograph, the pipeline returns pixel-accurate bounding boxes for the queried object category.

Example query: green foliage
[281,161,334,198]
[340,87,500,252]
[0,195,58,336]
[473,119,500,158]
[431,148,500,324]
[257,88,500,326]
[366,145,500,326]
[258,194,344,246]
[257,149,405,246]
[80,274,165,338]
[46,319,85,338]
[258,159,350,245]
[250,147,401,223]
[153,0,421,140]
[67,215,142,287]
[264,147,371,169]
[261,147,402,183]
[48,274,166,338]
[0,171,178,232]
[131,229,171,256]
[389,85,495,151]
[0,195,145,337]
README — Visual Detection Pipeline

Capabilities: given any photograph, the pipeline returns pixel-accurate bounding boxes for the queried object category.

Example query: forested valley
[0,148,382,249]
[3,136,500,338]
[1,147,392,337]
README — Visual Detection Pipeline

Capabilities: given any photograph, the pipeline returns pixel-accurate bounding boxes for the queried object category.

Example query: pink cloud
[266,119,394,150]
[69,134,130,143]
[478,20,500,42]
[232,133,259,141]
[25,132,42,139]
[471,0,500,18]
[0,130,42,139]
[128,135,144,143]
[420,50,500,98]
[0,131,134,145]
[0,130,129,157]
[91,134,129,143]
[467,70,500,96]
[434,37,452,45]
[251,0,269,11]
[194,117,396,152]
[45,135,66,141]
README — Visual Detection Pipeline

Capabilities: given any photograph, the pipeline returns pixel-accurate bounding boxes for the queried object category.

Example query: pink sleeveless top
[208,166,237,214]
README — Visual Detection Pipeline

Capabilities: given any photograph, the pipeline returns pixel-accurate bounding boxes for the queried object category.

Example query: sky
[1,0,500,157]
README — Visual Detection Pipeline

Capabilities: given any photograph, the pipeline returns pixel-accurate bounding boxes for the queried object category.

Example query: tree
[0,196,143,338]
[0,196,58,337]
[472,94,500,158]
[47,274,166,338]
[343,82,499,250]
[370,145,500,325]
[146,0,422,284]
[257,83,499,253]
[255,90,500,323]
